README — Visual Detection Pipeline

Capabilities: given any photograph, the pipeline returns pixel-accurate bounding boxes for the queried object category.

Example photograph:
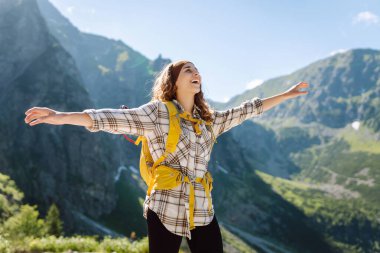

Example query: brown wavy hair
[151,62,214,122]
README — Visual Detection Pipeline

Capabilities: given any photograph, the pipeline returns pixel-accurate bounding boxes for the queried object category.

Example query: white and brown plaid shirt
[83,97,264,239]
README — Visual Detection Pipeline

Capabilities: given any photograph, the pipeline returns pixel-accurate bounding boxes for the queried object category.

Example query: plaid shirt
[83,97,264,239]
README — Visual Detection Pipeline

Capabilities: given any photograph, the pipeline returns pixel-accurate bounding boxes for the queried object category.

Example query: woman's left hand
[283,82,309,100]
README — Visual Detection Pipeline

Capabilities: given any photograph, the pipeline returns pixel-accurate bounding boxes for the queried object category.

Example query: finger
[25,108,33,115]
[297,86,309,91]
[25,107,45,115]
[25,112,38,122]
[297,82,307,86]
[25,107,38,115]
[26,115,40,124]
[29,119,38,126]
[29,118,42,126]
[25,113,42,123]
[25,108,40,116]
[30,116,47,126]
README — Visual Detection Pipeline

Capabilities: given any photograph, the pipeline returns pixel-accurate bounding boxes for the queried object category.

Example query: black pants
[147,208,223,253]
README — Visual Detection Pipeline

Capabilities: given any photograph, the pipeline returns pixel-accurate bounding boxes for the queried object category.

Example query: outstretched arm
[212,97,264,138]
[211,81,309,138]
[25,108,93,127]
[24,100,160,136]
[261,81,309,112]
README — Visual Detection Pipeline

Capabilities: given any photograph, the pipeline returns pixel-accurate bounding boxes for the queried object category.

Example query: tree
[2,205,46,239]
[44,203,63,236]
[0,173,24,222]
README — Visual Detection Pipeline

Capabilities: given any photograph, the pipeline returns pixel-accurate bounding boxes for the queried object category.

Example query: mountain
[36,0,171,109]
[209,129,338,253]
[218,49,380,132]
[210,49,380,252]
[0,0,126,235]
[2,0,379,252]
[34,0,174,237]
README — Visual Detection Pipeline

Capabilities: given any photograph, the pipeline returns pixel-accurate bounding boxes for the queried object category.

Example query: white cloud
[245,79,264,90]
[329,49,348,56]
[66,6,75,15]
[353,11,379,25]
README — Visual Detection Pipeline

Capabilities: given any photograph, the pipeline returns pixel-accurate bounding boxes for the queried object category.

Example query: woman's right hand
[24,107,64,126]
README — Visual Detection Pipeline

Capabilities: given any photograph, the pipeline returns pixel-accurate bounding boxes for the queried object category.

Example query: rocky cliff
[0,0,121,235]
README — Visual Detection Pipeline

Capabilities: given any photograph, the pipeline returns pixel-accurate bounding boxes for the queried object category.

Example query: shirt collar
[172,99,202,119]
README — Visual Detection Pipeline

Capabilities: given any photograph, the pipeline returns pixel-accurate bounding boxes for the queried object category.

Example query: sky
[48,0,380,102]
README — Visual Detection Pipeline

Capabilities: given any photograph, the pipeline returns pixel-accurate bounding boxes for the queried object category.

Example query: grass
[290,124,380,209]
[2,235,149,253]
[256,170,380,252]
[337,123,380,154]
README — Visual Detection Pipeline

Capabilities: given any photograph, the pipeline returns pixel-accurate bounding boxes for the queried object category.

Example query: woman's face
[175,62,202,96]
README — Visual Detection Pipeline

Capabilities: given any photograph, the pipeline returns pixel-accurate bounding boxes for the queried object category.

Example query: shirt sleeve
[82,100,159,136]
[212,97,264,138]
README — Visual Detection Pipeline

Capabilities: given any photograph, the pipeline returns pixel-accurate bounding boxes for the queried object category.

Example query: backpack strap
[151,101,181,168]
[146,101,182,195]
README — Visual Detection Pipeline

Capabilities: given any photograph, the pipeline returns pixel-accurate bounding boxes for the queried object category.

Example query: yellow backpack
[134,101,182,190]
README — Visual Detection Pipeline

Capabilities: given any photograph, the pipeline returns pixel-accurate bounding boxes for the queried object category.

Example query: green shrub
[100,236,149,253]
[0,235,10,253]
[19,235,149,253]
[0,173,23,222]
[2,205,46,240]
[29,235,98,252]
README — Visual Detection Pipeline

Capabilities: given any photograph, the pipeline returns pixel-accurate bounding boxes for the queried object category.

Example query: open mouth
[191,80,200,84]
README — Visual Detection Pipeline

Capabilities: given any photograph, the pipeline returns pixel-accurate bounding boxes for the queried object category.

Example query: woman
[24,60,309,253]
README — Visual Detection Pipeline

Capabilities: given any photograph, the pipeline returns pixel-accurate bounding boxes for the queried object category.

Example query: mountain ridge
[1,0,379,252]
